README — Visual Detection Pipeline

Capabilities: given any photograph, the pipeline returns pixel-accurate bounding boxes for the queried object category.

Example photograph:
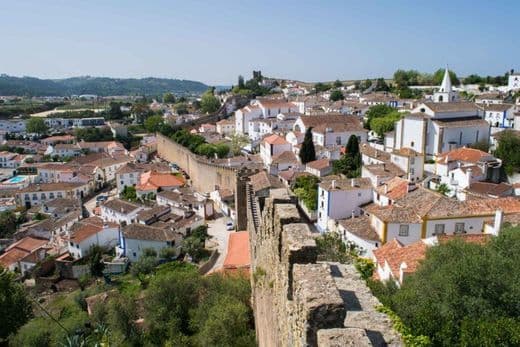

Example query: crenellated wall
[249,188,402,347]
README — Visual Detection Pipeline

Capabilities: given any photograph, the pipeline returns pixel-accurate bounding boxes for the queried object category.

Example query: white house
[389,148,424,182]
[235,99,298,134]
[317,177,373,232]
[337,215,381,258]
[101,199,144,225]
[17,182,89,208]
[433,147,502,198]
[67,217,120,259]
[216,118,235,136]
[117,223,183,262]
[259,134,292,166]
[292,115,367,148]
[477,103,516,128]
[508,72,520,91]
[363,187,520,246]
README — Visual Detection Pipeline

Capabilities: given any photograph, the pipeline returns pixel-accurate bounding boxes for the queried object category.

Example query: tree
[0,268,33,341]
[292,175,319,211]
[329,90,344,102]
[229,133,249,155]
[370,112,401,136]
[333,135,362,178]
[433,68,460,86]
[315,232,354,263]
[436,183,451,196]
[192,294,255,347]
[365,104,397,130]
[495,130,520,175]
[237,75,245,89]
[299,127,316,164]
[144,114,164,133]
[159,247,178,261]
[163,92,176,103]
[386,228,520,346]
[0,210,17,238]
[333,79,343,88]
[314,82,332,93]
[214,143,230,159]
[200,89,221,114]
[26,117,48,136]
[345,134,360,157]
[105,102,124,120]
[374,78,390,92]
[121,186,137,202]
[88,245,105,277]
[174,102,188,115]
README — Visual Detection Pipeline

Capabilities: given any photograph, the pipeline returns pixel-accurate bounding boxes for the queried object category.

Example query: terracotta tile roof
[306,158,331,170]
[136,172,184,191]
[0,248,30,268]
[423,102,478,113]
[376,177,410,200]
[263,134,289,145]
[122,223,177,242]
[373,239,427,276]
[363,163,406,178]
[467,182,513,197]
[69,217,118,243]
[436,147,493,164]
[360,144,391,161]
[102,199,141,214]
[392,147,418,157]
[223,231,250,270]
[257,99,296,109]
[436,234,491,245]
[18,182,87,193]
[433,117,489,129]
[6,237,48,253]
[476,103,514,112]
[338,215,380,241]
[249,171,284,192]
[299,114,365,133]
[271,150,299,164]
[319,177,372,191]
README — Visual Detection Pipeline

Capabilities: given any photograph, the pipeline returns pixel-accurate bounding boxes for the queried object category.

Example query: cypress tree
[299,127,316,164]
[345,134,360,158]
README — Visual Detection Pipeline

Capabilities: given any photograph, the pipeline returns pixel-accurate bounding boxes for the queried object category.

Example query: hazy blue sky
[1,0,518,85]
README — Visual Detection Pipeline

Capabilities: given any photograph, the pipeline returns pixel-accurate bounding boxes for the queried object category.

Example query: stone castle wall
[156,133,238,194]
[249,188,402,347]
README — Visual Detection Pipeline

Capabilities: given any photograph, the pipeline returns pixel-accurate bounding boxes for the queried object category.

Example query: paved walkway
[206,213,233,272]
[330,263,402,346]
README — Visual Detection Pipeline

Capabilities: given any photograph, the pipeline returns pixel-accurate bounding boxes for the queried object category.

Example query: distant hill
[0,75,210,96]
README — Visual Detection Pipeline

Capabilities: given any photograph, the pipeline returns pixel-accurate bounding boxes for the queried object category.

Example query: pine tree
[299,127,316,164]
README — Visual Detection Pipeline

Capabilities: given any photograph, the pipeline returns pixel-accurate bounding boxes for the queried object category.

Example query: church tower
[433,67,458,103]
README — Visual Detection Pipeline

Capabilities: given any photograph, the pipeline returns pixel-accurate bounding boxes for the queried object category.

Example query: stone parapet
[249,190,402,347]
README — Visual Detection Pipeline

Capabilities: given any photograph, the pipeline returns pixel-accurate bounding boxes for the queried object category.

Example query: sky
[0,0,518,85]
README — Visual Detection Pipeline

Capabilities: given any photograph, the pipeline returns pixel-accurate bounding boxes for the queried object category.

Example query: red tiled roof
[437,147,492,164]
[223,231,250,270]
[6,237,48,253]
[263,134,289,145]
[306,158,331,170]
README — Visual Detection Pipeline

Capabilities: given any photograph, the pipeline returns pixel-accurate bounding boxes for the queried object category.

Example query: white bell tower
[433,67,458,103]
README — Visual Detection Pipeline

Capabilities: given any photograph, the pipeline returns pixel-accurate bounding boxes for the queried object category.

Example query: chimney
[351,179,355,187]
[351,210,356,219]
[384,184,388,194]
[493,209,504,236]
[466,168,473,186]
[121,207,124,213]
[331,180,336,189]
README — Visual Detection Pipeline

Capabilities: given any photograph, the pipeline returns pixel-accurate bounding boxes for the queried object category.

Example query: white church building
[393,68,490,158]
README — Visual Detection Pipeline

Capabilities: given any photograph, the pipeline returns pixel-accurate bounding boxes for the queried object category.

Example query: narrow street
[206,213,233,272]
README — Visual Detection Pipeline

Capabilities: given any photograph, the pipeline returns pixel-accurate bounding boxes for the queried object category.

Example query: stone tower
[433,67,459,103]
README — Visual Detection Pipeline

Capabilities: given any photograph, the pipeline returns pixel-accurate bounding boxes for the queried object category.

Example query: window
[410,168,415,176]
[398,224,409,237]
[455,223,465,234]
[336,136,341,145]
[410,157,415,165]
[358,192,361,197]
[410,141,415,147]
[70,242,73,246]
[133,252,137,257]
[434,224,445,235]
